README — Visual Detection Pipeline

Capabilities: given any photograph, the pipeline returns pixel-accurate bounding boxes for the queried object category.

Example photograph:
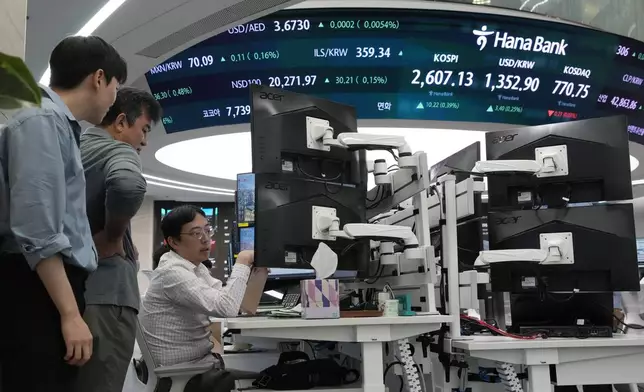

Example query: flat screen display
[236,173,255,224]
[637,238,644,264]
[239,227,254,251]
[146,8,644,144]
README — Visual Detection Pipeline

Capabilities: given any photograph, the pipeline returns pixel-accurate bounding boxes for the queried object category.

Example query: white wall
[0,0,26,58]
[132,196,155,294]
[1,0,27,123]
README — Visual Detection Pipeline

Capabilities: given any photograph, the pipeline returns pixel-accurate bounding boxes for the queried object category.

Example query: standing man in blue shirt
[75,87,161,392]
[0,36,127,392]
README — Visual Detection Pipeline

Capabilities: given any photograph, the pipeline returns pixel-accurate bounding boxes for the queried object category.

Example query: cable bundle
[460,315,545,340]
[397,338,423,392]
[496,362,524,392]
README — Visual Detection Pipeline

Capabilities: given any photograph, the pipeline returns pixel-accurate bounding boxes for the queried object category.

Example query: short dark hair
[100,87,162,127]
[160,205,206,247]
[49,36,127,90]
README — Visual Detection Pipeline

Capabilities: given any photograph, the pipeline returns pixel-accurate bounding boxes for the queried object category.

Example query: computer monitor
[250,85,367,189]
[488,204,639,293]
[235,172,365,278]
[637,238,644,266]
[253,172,368,273]
[485,115,632,210]
[509,292,614,334]
[236,173,255,224]
[430,141,481,183]
[247,86,368,275]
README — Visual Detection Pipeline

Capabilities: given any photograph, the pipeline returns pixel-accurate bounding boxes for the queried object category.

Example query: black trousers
[0,253,88,392]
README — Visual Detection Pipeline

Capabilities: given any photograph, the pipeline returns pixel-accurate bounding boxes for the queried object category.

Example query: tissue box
[300,279,340,319]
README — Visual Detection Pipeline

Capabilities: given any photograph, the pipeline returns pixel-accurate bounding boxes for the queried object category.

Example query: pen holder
[300,279,340,319]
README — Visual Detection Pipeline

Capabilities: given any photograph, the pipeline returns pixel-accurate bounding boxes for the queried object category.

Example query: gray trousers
[74,305,137,392]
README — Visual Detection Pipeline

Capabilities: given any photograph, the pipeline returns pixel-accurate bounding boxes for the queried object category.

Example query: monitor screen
[637,238,644,265]
[239,227,255,252]
[237,173,255,224]
[161,206,217,218]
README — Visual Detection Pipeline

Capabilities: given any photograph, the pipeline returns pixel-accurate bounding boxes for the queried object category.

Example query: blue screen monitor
[237,173,255,224]
[637,238,644,265]
[239,227,254,252]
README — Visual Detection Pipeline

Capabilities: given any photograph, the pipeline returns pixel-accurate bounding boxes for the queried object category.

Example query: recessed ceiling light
[146,180,233,195]
[154,128,487,186]
[39,0,127,85]
[143,174,234,193]
[153,129,644,191]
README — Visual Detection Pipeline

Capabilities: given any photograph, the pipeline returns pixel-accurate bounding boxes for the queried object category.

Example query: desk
[452,335,644,392]
[227,315,452,392]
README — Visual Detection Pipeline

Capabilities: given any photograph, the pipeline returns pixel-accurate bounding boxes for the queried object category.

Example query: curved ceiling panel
[442,0,644,41]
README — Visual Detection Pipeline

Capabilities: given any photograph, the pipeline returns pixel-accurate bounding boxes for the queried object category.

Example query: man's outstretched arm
[97,145,146,258]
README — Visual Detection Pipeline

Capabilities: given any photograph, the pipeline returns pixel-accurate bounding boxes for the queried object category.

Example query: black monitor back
[254,173,368,274]
[250,85,367,189]
[486,116,632,209]
[488,204,639,292]
[430,141,481,183]
[509,292,614,332]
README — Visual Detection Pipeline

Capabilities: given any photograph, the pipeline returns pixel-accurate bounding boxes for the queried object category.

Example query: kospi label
[473,25,568,56]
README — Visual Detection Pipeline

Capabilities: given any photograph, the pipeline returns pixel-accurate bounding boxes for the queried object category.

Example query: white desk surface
[227,314,452,329]
[452,334,644,351]
[453,335,644,389]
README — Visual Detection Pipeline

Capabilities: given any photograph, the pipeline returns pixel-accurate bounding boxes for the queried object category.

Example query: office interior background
[4,0,644,295]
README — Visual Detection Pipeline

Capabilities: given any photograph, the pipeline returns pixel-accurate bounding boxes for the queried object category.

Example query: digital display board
[146,8,644,143]
[236,173,255,224]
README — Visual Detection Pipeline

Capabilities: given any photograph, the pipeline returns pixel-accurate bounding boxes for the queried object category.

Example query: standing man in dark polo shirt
[75,87,161,392]
[0,36,127,392]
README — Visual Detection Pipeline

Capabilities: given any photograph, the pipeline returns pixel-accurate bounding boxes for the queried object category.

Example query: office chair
[133,320,213,392]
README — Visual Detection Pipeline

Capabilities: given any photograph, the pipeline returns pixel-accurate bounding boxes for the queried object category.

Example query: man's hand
[61,313,93,366]
[34,256,93,366]
[93,230,125,259]
[236,250,255,267]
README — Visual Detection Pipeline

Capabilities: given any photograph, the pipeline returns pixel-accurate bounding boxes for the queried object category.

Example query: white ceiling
[25,0,304,84]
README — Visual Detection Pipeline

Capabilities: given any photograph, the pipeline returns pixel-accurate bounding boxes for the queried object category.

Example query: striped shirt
[139,250,250,367]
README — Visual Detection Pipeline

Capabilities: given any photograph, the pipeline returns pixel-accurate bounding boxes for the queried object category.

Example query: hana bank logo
[472,25,568,56]
[473,25,494,51]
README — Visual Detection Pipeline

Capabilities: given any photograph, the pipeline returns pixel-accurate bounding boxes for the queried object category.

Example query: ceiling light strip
[146,180,234,196]
[39,0,127,85]
[143,174,234,192]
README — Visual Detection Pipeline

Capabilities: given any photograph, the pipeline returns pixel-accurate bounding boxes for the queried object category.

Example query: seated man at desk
[139,205,255,370]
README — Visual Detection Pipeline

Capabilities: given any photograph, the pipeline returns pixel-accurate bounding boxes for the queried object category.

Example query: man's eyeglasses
[181,226,214,240]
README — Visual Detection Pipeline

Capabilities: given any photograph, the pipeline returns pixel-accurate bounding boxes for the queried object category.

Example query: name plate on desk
[300,279,340,319]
